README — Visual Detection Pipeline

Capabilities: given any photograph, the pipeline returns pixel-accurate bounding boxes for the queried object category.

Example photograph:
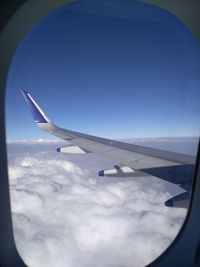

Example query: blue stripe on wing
[21,90,48,123]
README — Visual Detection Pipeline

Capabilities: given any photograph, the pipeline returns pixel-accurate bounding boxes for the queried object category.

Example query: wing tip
[21,89,49,123]
[21,90,29,98]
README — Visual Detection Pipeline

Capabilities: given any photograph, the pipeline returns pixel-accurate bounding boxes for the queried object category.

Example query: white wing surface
[21,90,196,208]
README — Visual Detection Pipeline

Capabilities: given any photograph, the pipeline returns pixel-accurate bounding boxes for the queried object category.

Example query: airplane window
[5,1,200,266]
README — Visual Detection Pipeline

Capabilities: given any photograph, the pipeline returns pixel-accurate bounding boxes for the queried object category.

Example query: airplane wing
[21,90,196,208]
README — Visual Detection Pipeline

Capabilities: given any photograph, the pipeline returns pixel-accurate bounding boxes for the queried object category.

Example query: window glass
[6,1,200,266]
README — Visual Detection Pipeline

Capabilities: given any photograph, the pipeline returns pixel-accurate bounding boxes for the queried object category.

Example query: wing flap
[165,192,190,208]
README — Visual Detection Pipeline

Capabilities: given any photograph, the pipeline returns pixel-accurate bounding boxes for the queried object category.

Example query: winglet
[21,90,51,123]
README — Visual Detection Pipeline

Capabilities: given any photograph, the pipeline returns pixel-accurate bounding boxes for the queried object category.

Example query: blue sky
[5,0,200,140]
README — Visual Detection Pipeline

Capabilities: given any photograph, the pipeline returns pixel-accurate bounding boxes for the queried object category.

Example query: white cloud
[7,140,188,267]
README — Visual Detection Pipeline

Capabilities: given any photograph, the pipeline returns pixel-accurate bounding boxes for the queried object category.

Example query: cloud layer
[7,140,188,267]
